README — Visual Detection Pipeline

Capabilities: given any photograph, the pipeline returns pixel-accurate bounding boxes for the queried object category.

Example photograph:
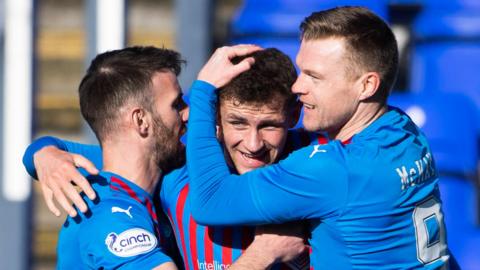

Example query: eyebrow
[225,113,284,126]
[225,114,248,122]
[258,119,285,127]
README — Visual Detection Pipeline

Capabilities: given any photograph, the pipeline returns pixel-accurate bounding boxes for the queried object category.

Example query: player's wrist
[34,145,60,165]
[244,239,277,268]
[236,248,276,270]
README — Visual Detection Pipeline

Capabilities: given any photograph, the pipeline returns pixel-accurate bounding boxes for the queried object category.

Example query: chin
[303,119,325,132]
[237,167,252,174]
[302,122,317,132]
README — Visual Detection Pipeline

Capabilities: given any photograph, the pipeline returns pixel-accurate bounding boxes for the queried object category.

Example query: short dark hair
[78,46,184,141]
[218,48,297,113]
[300,6,398,103]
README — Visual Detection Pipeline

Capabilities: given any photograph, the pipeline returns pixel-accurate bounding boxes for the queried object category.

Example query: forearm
[23,136,103,179]
[23,136,67,179]
[229,247,275,270]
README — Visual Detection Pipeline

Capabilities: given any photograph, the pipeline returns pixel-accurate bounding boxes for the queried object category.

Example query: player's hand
[197,44,262,88]
[250,223,308,264]
[34,146,99,217]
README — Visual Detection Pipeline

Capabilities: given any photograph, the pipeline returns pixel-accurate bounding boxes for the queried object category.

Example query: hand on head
[197,44,262,88]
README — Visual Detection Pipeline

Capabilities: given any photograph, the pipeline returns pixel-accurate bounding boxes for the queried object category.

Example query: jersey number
[413,196,447,265]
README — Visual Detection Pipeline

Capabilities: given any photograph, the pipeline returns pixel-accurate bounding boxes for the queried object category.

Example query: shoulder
[270,143,349,200]
[89,197,151,227]
[279,142,347,174]
[77,198,161,260]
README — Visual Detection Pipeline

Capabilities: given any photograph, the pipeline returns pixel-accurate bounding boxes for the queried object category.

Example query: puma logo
[112,206,133,218]
[309,145,327,158]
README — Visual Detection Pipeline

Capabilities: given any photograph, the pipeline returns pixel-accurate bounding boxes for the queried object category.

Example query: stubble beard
[152,115,185,173]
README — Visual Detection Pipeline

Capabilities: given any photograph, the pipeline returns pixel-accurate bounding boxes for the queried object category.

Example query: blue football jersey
[57,172,172,269]
[160,128,314,270]
[23,129,315,270]
[186,80,451,269]
[23,131,314,270]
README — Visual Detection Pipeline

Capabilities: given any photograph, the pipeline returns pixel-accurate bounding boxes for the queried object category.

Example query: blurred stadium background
[0,0,479,269]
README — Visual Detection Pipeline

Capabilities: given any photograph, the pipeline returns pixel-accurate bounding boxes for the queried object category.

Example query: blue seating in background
[231,37,300,65]
[414,0,480,11]
[410,7,480,134]
[229,1,388,63]
[390,92,478,175]
[231,0,388,37]
[389,91,480,270]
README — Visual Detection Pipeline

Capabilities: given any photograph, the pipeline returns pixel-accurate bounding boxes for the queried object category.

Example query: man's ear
[216,124,223,141]
[215,106,224,141]
[358,72,381,101]
[287,101,302,128]
[131,108,151,137]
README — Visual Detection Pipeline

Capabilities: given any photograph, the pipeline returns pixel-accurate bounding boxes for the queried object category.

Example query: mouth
[301,100,316,110]
[239,151,269,168]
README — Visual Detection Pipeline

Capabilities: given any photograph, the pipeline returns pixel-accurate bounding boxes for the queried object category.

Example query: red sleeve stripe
[144,199,159,238]
[176,185,190,270]
[145,199,158,224]
[189,215,199,270]
[111,176,142,204]
[317,134,328,145]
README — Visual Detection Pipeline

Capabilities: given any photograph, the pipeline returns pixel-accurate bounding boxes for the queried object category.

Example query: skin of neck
[101,134,161,195]
[329,102,387,141]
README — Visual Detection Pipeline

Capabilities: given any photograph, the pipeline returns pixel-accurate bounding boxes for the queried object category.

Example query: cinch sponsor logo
[197,260,230,270]
[105,228,157,257]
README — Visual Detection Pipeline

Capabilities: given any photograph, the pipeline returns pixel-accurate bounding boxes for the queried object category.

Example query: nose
[292,75,307,95]
[244,129,264,153]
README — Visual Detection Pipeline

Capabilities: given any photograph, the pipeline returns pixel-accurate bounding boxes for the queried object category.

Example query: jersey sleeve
[186,81,348,226]
[78,198,172,269]
[22,136,103,179]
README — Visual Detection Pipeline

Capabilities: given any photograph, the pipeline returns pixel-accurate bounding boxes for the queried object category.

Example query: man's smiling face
[218,99,290,174]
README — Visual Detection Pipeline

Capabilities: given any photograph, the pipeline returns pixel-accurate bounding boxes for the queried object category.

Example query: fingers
[73,154,99,175]
[40,183,61,217]
[197,44,262,88]
[60,178,89,214]
[41,168,92,217]
[35,147,96,217]
[229,57,255,78]
[225,44,262,59]
[71,173,96,201]
[51,184,78,217]
[58,164,94,213]
[72,154,98,200]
